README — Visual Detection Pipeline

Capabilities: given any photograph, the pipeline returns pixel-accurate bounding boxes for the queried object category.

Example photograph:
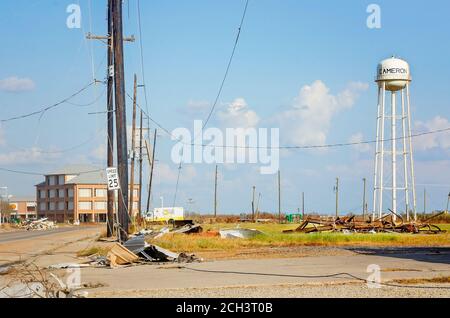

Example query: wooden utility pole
[87,0,135,237]
[362,178,367,219]
[278,170,281,223]
[138,110,143,219]
[112,0,129,239]
[251,186,256,222]
[446,192,450,213]
[146,129,157,214]
[256,192,261,220]
[129,74,138,218]
[106,0,115,237]
[424,188,427,214]
[302,192,305,218]
[335,178,339,218]
[214,165,218,218]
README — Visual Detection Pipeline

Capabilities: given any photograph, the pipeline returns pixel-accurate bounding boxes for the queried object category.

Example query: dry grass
[148,223,450,254]
[76,246,111,257]
[392,276,450,285]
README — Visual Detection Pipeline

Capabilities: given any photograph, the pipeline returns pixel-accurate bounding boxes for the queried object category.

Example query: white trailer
[148,207,184,222]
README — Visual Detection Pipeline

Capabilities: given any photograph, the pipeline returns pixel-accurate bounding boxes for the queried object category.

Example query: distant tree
[0,201,14,219]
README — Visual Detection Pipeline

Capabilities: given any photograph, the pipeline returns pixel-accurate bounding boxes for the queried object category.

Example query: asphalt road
[0,226,96,243]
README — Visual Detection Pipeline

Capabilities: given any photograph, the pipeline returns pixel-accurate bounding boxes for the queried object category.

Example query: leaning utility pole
[129,74,138,218]
[138,110,143,219]
[278,170,281,223]
[251,186,256,222]
[335,178,339,218]
[112,0,129,239]
[362,178,367,219]
[214,165,218,218]
[146,129,157,214]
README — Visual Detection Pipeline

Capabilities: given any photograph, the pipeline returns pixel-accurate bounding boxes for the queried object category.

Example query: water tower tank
[376,57,410,91]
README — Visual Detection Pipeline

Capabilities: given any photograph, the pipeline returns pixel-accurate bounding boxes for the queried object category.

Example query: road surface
[0,226,97,243]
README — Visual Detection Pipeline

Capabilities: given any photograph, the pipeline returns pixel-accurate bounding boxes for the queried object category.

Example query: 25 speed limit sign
[106,167,120,190]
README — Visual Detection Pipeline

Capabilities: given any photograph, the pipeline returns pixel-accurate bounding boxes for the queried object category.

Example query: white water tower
[372,56,417,221]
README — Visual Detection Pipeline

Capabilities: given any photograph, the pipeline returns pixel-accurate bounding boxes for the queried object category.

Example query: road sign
[106,167,120,190]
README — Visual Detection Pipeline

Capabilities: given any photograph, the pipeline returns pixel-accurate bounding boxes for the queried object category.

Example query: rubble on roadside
[21,218,57,231]
[131,223,203,240]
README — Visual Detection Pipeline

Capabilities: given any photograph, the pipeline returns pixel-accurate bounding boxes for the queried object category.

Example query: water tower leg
[406,84,417,220]
[392,91,397,222]
[401,89,410,221]
[373,86,382,221]
[379,83,386,219]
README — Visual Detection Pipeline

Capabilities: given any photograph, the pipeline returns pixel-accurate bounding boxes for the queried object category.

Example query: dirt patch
[194,246,355,261]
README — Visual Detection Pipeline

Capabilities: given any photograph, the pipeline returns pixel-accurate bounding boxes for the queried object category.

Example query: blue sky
[0,0,449,215]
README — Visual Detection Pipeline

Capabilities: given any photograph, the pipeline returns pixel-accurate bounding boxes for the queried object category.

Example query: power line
[120,98,450,151]
[6,128,106,154]
[136,0,150,115]
[201,0,249,130]
[182,266,450,290]
[0,81,98,123]
[0,166,105,177]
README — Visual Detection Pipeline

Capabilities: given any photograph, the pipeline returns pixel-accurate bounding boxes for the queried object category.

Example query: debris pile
[284,213,447,234]
[102,235,201,268]
[219,228,263,239]
[22,218,57,231]
[135,223,203,240]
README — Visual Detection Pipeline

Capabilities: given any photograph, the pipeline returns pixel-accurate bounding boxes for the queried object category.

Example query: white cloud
[154,163,197,185]
[186,100,211,113]
[0,147,60,165]
[273,80,368,146]
[0,127,5,146]
[217,98,260,128]
[414,116,450,151]
[0,76,35,92]
[90,143,106,161]
[349,132,372,153]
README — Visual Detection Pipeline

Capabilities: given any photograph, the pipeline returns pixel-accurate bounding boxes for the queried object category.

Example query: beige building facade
[36,165,139,223]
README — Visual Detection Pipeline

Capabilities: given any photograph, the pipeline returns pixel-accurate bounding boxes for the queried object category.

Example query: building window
[95,189,107,197]
[78,201,92,210]
[58,202,64,211]
[49,202,56,210]
[49,176,57,186]
[68,189,74,198]
[39,202,46,211]
[68,201,74,210]
[58,189,65,198]
[39,190,46,199]
[94,201,107,210]
[58,175,65,185]
[49,189,56,198]
[78,188,92,198]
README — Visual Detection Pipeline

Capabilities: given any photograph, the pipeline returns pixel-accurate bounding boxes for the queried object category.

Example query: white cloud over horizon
[217,98,260,128]
[272,80,369,147]
[414,116,450,151]
[0,76,35,93]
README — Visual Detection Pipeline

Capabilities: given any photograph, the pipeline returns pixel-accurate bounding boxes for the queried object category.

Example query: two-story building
[9,197,37,220]
[36,165,139,223]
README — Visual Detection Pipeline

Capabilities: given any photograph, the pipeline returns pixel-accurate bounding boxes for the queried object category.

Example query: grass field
[149,223,450,253]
